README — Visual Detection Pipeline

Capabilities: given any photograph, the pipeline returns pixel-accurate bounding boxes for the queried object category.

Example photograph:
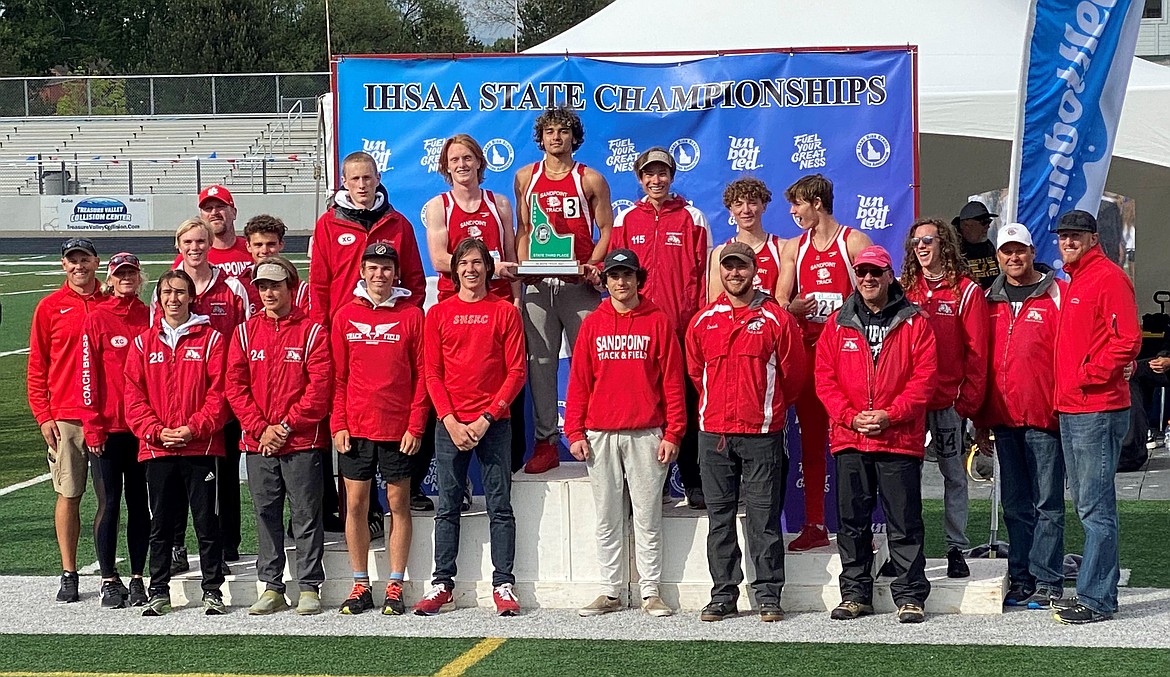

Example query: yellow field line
[432,637,507,677]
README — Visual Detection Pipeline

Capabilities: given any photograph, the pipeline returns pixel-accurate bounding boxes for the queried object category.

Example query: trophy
[517,195,584,276]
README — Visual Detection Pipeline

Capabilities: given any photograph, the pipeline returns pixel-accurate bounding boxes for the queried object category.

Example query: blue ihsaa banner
[1013,0,1141,270]
[335,50,916,521]
[333,49,918,270]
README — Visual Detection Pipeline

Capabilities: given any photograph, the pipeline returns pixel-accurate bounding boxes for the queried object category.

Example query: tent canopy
[530,0,1170,312]
[530,0,1170,169]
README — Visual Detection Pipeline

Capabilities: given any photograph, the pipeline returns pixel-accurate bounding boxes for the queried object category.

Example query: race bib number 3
[562,196,581,219]
[807,292,843,323]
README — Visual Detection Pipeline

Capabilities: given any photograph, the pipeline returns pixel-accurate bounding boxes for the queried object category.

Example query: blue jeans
[994,426,1065,589]
[432,419,516,588]
[1059,410,1127,614]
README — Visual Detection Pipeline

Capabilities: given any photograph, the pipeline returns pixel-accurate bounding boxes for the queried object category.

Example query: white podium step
[167,461,1006,614]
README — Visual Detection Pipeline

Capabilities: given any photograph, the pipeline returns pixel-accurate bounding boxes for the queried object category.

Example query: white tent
[530,0,1170,313]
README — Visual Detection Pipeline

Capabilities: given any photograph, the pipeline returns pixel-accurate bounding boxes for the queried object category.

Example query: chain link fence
[0,73,329,118]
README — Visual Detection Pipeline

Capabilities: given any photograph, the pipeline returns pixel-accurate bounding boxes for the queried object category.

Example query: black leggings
[89,432,149,578]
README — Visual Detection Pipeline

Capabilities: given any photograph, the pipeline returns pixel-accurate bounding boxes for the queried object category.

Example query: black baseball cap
[61,237,98,258]
[361,242,398,262]
[951,201,997,226]
[1054,209,1097,233]
[602,248,641,273]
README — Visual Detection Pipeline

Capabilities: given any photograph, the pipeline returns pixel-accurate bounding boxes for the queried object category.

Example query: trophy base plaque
[517,260,584,276]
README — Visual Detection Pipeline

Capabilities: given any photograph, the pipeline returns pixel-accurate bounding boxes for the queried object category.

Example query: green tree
[518,0,613,50]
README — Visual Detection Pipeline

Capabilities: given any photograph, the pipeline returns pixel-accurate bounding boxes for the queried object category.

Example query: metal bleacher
[0,115,319,196]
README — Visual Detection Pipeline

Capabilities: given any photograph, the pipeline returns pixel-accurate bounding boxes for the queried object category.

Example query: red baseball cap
[852,245,893,271]
[198,185,235,209]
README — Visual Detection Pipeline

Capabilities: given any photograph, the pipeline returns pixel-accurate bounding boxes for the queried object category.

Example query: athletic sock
[353,572,370,587]
[389,572,404,582]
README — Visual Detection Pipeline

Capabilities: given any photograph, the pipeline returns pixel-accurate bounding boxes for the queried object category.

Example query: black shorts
[337,438,412,483]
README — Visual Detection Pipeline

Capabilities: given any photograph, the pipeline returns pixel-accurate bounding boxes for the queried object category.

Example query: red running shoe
[494,583,520,616]
[412,584,454,616]
[788,524,830,552]
[524,440,560,474]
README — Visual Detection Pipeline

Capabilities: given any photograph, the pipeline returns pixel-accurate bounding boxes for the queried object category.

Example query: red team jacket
[172,236,252,279]
[124,315,229,460]
[904,274,988,418]
[685,291,805,435]
[564,297,687,444]
[331,286,429,441]
[28,283,108,425]
[226,307,332,454]
[309,189,426,325]
[1054,246,1142,414]
[979,273,1066,431]
[424,294,526,424]
[610,195,710,341]
[816,292,938,458]
[77,295,151,446]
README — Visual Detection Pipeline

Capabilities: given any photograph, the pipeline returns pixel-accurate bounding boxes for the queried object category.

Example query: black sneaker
[127,578,148,607]
[759,602,784,622]
[100,579,128,609]
[946,547,970,579]
[1026,587,1064,610]
[382,581,406,615]
[1051,595,1079,611]
[368,513,385,539]
[1054,603,1112,625]
[699,600,737,622]
[170,546,190,575]
[339,582,374,615]
[685,488,706,510]
[1004,582,1036,607]
[56,571,79,603]
[202,589,227,615]
[411,490,435,512]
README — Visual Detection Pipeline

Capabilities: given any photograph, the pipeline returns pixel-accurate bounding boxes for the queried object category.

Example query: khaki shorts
[47,419,88,498]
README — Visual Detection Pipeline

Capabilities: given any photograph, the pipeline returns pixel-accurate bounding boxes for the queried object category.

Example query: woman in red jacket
[78,252,151,609]
[124,268,229,617]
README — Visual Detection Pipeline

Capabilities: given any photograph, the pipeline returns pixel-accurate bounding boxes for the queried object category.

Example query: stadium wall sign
[333,48,919,276]
[40,195,153,232]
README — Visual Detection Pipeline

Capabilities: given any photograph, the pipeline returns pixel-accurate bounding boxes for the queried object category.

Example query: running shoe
[339,582,374,615]
[382,581,406,615]
[413,584,454,616]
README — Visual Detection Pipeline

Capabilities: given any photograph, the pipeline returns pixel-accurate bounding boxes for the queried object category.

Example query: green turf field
[0,634,1166,676]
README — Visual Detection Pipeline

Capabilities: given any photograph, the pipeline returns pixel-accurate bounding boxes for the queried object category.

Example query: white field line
[0,288,56,296]
[0,473,50,496]
[0,348,30,358]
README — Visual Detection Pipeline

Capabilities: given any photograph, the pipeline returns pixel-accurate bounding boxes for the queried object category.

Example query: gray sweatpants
[246,449,325,593]
[926,407,968,550]
[523,279,600,442]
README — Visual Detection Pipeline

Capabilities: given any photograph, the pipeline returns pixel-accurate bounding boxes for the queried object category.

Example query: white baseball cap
[996,223,1034,249]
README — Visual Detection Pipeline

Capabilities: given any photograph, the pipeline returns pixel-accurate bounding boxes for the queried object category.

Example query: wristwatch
[482,412,496,424]
[280,421,292,434]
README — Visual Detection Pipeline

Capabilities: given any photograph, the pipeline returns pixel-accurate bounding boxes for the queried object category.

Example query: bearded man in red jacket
[685,242,805,624]
[1050,210,1140,625]
[816,245,937,624]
